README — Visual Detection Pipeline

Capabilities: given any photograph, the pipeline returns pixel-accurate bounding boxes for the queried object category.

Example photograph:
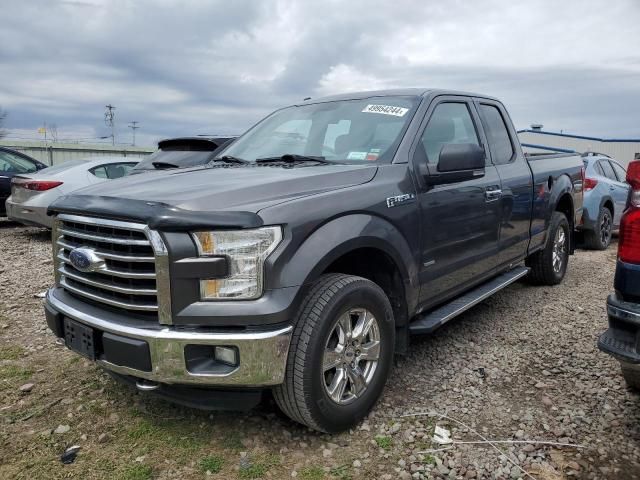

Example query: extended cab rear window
[479,104,514,165]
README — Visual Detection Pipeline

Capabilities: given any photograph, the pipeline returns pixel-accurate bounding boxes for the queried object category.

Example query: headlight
[192,226,282,300]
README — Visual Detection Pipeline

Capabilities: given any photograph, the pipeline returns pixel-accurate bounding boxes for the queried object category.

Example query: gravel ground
[1,217,639,480]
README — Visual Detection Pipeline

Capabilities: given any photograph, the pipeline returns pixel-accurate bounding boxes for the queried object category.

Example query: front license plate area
[64,318,96,360]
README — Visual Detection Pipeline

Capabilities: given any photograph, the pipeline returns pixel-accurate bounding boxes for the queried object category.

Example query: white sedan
[5,157,138,228]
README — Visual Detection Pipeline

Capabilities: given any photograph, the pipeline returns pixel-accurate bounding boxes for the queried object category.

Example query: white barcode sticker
[362,104,409,117]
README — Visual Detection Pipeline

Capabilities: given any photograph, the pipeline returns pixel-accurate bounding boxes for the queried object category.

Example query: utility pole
[104,104,116,145]
[128,121,140,146]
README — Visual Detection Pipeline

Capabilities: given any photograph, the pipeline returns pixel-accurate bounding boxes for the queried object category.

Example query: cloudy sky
[1,0,639,147]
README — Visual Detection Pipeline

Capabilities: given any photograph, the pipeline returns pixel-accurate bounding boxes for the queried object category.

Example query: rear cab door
[410,95,503,308]
[474,99,534,269]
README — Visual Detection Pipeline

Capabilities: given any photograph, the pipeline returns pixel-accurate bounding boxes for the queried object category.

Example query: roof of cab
[299,88,500,104]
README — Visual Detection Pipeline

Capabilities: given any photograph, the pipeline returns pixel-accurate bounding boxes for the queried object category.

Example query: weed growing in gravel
[374,435,392,449]
[0,345,24,360]
[299,465,325,479]
[423,454,436,465]
[329,464,352,480]
[238,454,280,479]
[199,455,224,473]
[119,464,153,480]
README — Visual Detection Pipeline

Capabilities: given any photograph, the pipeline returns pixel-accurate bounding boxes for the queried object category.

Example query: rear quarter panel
[527,154,584,252]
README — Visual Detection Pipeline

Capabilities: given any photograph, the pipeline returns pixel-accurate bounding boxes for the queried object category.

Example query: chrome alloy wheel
[552,227,567,273]
[322,308,381,405]
[600,212,612,246]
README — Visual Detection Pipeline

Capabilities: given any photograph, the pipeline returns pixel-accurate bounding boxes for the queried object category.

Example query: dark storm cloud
[1,0,639,145]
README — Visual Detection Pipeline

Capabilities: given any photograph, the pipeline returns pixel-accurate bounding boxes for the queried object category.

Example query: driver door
[412,98,502,307]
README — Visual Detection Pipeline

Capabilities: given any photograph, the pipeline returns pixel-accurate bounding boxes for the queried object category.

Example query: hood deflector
[48,195,262,230]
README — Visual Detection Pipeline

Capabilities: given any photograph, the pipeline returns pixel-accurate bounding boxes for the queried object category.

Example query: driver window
[420,103,480,164]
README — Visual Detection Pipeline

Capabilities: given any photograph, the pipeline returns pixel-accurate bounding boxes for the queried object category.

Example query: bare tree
[48,123,59,142]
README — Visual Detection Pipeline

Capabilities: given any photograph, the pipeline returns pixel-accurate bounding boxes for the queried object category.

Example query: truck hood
[49,164,377,230]
[81,163,376,211]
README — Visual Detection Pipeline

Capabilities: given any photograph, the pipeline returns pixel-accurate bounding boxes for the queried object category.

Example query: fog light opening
[215,346,238,366]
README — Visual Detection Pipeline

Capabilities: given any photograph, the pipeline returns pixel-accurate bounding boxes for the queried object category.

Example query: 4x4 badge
[386,193,415,208]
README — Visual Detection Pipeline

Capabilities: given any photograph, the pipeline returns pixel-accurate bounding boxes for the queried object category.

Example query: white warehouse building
[518,128,640,167]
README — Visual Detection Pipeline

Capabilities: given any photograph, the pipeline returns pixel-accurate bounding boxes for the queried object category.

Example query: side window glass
[420,103,479,164]
[599,160,616,180]
[610,161,627,182]
[104,164,128,179]
[479,104,514,165]
[593,161,605,176]
[91,166,108,178]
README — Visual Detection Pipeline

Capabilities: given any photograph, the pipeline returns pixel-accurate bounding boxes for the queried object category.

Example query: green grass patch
[374,435,392,450]
[0,345,24,360]
[299,465,325,479]
[124,417,212,465]
[239,463,268,479]
[199,455,224,474]
[0,365,33,380]
[117,464,153,480]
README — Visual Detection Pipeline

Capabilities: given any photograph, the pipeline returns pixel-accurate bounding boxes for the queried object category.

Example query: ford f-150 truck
[44,89,584,432]
[598,160,640,390]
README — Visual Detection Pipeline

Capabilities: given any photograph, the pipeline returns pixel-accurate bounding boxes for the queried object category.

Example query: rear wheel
[526,211,570,285]
[273,274,394,432]
[621,363,640,390]
[584,206,612,250]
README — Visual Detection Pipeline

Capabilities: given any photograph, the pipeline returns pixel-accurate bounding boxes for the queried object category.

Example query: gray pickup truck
[44,89,583,432]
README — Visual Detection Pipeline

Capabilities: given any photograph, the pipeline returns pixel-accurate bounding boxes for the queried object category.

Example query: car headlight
[192,226,282,300]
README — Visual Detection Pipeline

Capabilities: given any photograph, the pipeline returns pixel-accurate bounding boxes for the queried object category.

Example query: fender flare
[275,214,420,315]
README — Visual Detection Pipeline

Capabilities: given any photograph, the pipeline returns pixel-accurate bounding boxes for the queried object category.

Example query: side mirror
[437,143,485,172]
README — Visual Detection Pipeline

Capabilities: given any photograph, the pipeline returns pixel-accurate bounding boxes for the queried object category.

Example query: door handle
[485,188,502,202]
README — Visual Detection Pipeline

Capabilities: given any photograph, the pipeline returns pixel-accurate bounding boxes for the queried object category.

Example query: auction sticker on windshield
[362,104,409,117]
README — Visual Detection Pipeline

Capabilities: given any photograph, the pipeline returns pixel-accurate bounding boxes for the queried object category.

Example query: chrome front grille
[53,214,171,321]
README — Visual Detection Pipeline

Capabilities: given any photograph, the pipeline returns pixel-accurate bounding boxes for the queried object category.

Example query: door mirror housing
[437,143,485,172]
[422,143,486,185]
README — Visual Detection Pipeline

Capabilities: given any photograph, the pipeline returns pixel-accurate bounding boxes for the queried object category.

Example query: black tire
[621,363,640,391]
[273,274,395,433]
[526,211,570,285]
[583,207,613,250]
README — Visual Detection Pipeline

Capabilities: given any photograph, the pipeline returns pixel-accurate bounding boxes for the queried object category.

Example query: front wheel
[273,274,395,432]
[526,211,570,285]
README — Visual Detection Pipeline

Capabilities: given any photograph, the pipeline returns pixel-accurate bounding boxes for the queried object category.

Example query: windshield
[132,150,214,171]
[216,96,420,163]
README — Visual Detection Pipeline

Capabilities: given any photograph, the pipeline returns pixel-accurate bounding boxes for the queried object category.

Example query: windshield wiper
[255,154,330,164]
[211,155,248,164]
[151,161,180,170]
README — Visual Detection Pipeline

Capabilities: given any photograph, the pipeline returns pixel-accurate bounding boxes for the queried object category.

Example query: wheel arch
[276,214,419,334]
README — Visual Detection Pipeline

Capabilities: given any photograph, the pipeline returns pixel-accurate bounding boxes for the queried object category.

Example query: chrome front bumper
[46,289,293,387]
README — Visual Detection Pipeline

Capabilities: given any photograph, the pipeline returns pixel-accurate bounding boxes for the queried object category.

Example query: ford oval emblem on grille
[69,247,105,273]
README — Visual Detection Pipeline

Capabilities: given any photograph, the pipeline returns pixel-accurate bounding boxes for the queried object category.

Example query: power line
[128,121,140,146]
